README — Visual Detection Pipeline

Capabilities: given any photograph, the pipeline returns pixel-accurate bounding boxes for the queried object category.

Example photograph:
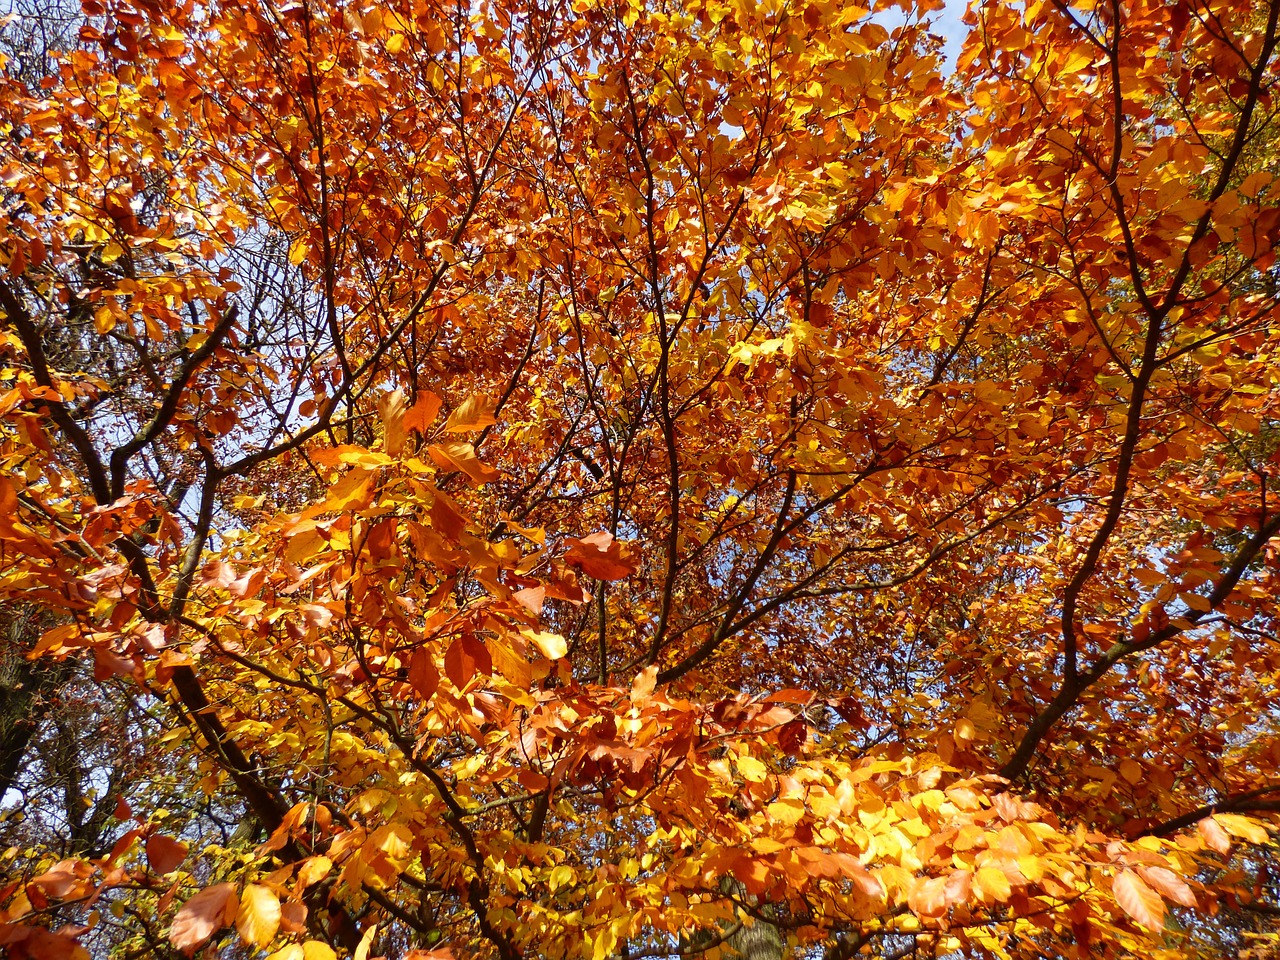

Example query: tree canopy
[2,0,1280,956]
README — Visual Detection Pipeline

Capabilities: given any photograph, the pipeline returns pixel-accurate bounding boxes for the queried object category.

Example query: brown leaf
[279,900,308,936]
[1,927,91,960]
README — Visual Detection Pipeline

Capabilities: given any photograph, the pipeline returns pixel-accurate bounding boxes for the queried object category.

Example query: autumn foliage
[1,0,1280,956]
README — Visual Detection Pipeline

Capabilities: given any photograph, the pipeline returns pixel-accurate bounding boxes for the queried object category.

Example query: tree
[1,0,1279,956]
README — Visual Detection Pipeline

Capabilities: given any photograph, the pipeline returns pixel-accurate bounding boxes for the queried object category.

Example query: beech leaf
[236,884,281,948]
[169,883,238,955]
[445,394,496,433]
[1114,869,1165,930]
[146,834,188,876]
[564,531,639,580]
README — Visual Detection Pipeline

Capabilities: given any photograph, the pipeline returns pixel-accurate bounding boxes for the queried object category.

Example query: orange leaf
[296,856,332,893]
[430,489,469,540]
[1138,866,1196,908]
[146,834,188,875]
[1113,869,1165,930]
[170,883,238,954]
[631,665,658,702]
[236,884,281,948]
[404,390,442,435]
[408,648,439,700]
[908,875,949,918]
[0,474,18,515]
[1198,816,1231,854]
[444,635,492,689]
[564,531,638,580]
[513,585,545,615]
[378,388,407,456]
[427,442,500,484]
[445,394,496,433]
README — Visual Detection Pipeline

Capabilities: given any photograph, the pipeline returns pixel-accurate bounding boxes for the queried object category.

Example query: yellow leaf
[525,629,567,660]
[974,866,1011,903]
[325,468,377,512]
[303,942,338,960]
[296,856,332,891]
[355,923,378,960]
[94,304,117,334]
[236,884,281,948]
[1119,759,1143,784]
[766,797,805,825]
[735,755,768,782]
[1215,814,1270,844]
